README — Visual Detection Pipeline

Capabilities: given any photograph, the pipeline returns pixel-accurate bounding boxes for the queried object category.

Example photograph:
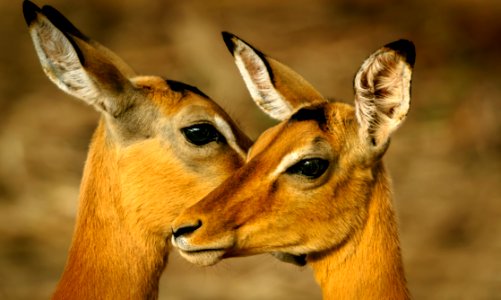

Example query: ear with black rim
[353,39,415,151]
[222,32,326,121]
[23,0,137,117]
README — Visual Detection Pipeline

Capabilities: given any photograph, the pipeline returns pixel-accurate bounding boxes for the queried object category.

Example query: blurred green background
[1,0,500,299]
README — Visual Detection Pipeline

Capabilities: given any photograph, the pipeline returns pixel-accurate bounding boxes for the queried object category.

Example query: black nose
[172,220,202,238]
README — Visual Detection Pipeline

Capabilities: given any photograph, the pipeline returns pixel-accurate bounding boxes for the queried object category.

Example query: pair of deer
[24,1,414,299]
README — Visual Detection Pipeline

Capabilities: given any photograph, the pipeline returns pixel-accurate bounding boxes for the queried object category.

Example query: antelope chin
[171,234,232,266]
[177,248,225,266]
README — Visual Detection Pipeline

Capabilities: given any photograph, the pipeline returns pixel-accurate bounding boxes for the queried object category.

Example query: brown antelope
[23,2,253,299]
[172,32,415,299]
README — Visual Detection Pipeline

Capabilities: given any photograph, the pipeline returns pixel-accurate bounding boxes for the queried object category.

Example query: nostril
[172,220,202,238]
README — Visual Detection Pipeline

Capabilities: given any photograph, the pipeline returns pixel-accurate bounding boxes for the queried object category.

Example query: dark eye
[286,158,329,179]
[181,124,225,146]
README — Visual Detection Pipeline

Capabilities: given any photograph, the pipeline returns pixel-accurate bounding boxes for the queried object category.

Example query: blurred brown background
[1,0,500,299]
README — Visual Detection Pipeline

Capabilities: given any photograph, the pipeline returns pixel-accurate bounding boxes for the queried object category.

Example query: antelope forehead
[289,106,327,125]
[165,79,209,99]
[246,123,285,160]
[131,76,169,88]
[176,105,214,123]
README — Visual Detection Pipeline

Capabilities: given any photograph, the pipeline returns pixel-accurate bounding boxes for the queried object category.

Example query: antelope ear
[353,39,415,150]
[23,1,137,117]
[222,32,326,121]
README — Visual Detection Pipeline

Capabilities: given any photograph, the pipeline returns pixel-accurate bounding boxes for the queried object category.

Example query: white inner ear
[30,16,100,105]
[354,51,412,147]
[233,41,293,121]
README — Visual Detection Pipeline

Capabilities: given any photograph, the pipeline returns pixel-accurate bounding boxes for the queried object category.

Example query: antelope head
[171,33,414,268]
[23,1,252,250]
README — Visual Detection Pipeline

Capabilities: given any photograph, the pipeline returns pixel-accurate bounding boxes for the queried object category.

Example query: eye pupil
[286,158,329,179]
[181,124,224,146]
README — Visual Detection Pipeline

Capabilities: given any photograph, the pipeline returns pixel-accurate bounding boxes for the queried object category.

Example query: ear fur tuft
[354,40,415,149]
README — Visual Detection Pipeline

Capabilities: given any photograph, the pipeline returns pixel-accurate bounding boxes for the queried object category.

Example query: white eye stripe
[270,149,308,179]
[214,116,246,159]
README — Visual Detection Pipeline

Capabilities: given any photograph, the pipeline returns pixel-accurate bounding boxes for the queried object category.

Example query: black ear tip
[221,31,234,39]
[22,0,41,26]
[41,5,88,41]
[221,31,237,54]
[385,39,416,67]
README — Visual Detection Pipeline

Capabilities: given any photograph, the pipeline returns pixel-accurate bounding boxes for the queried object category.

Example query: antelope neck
[307,164,409,300]
[52,121,167,300]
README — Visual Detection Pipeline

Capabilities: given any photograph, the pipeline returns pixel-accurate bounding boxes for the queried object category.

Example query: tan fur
[267,58,327,110]
[24,2,252,299]
[172,35,414,299]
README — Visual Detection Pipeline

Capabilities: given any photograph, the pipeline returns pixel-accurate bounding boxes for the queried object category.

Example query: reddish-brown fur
[172,33,414,299]
[23,2,252,298]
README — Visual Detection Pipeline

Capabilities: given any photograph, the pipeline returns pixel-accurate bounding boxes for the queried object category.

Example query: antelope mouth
[171,235,232,266]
